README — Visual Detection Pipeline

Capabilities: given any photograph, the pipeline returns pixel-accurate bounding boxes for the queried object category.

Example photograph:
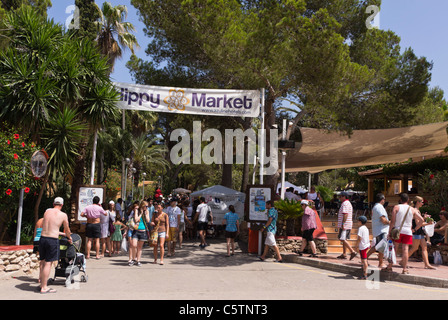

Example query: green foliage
[419,169,448,213]
[274,198,304,220]
[40,107,87,177]
[315,185,333,202]
[0,126,40,222]
[384,157,448,176]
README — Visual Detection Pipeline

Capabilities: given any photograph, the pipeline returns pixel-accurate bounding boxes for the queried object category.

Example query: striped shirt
[223,212,239,232]
[337,200,353,230]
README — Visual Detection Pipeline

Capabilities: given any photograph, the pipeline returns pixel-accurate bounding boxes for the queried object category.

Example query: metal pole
[252,155,257,185]
[142,173,146,200]
[259,88,265,185]
[258,88,265,257]
[90,130,98,185]
[15,188,24,246]
[121,110,126,199]
[15,163,26,246]
[281,119,287,200]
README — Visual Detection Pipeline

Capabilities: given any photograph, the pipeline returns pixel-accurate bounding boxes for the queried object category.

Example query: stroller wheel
[47,278,54,285]
[81,275,88,283]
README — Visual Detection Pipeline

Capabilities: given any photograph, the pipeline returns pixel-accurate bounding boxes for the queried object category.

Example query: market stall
[190,185,246,225]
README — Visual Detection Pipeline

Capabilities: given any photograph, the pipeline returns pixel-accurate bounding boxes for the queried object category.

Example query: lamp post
[15,161,27,246]
[123,158,130,199]
[142,172,146,200]
[279,119,294,200]
[131,167,137,201]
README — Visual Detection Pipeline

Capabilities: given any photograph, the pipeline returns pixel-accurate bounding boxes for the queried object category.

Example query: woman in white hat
[298,200,318,258]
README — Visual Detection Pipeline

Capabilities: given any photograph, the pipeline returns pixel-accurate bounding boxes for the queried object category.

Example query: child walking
[111,214,126,255]
[355,216,370,280]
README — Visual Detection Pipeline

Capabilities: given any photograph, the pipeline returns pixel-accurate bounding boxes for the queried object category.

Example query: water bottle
[387,240,393,263]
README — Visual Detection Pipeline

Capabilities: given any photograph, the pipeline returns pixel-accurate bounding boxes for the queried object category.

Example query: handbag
[391,206,411,240]
[127,217,137,231]
[149,218,160,248]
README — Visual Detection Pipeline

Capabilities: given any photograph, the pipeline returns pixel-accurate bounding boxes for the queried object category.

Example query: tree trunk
[221,163,233,188]
[70,141,87,223]
[90,129,98,185]
[263,94,279,190]
[33,170,50,225]
[241,136,249,192]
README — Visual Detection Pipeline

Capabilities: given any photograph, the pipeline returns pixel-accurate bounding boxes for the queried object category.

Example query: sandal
[381,266,393,273]
[402,269,409,275]
[337,254,347,259]
[40,288,57,294]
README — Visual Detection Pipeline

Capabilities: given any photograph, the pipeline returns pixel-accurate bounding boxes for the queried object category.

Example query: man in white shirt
[367,193,390,267]
[285,187,301,201]
[194,197,213,248]
[337,192,356,260]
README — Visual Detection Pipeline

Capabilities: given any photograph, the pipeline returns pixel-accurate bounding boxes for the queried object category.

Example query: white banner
[113,82,260,118]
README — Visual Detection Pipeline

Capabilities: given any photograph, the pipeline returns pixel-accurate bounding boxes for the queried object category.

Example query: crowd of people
[76,191,243,267]
[336,191,448,279]
[32,185,448,293]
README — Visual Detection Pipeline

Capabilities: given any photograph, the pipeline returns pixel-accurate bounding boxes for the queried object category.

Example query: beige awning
[285,122,448,173]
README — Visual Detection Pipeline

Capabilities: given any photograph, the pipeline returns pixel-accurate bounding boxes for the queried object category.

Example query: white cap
[109,200,115,205]
[54,197,64,205]
[301,200,309,205]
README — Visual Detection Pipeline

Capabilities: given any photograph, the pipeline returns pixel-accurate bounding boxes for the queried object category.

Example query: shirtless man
[39,197,72,294]
[81,196,107,259]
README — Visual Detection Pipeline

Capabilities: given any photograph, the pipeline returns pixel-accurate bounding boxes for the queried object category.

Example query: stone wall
[0,248,39,274]
[276,237,328,255]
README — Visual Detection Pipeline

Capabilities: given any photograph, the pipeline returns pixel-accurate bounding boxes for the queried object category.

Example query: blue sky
[47,0,448,100]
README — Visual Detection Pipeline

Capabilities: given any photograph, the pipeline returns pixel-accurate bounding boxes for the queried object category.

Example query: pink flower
[21,142,25,147]
[7,140,10,145]
[14,154,18,160]
[14,134,19,140]
[6,189,12,196]
[430,174,434,179]
[24,187,30,193]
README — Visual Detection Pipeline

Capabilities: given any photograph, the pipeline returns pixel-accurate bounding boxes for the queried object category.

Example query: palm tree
[91,1,140,185]
[94,1,140,72]
[131,134,169,188]
[0,8,119,224]
[35,107,87,222]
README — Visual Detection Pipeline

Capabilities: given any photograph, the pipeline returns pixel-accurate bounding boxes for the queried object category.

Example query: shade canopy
[285,122,448,174]
[191,185,245,198]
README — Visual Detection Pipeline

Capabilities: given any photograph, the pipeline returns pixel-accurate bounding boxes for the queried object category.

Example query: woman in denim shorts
[129,201,150,266]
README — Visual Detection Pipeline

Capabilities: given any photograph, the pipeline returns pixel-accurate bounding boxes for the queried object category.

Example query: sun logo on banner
[164,89,190,111]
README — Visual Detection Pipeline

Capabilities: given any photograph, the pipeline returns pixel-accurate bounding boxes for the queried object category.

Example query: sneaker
[128,260,135,266]
[136,261,142,267]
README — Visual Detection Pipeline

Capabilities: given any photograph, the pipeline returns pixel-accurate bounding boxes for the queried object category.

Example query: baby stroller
[48,234,88,287]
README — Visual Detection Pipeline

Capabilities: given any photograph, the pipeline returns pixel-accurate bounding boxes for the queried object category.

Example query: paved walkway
[2,238,448,301]
[281,251,448,288]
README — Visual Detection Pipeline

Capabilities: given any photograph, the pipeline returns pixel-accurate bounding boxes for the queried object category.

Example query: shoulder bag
[391,206,411,240]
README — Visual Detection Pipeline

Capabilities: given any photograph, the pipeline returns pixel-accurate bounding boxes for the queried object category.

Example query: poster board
[76,185,106,222]
[245,185,274,222]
